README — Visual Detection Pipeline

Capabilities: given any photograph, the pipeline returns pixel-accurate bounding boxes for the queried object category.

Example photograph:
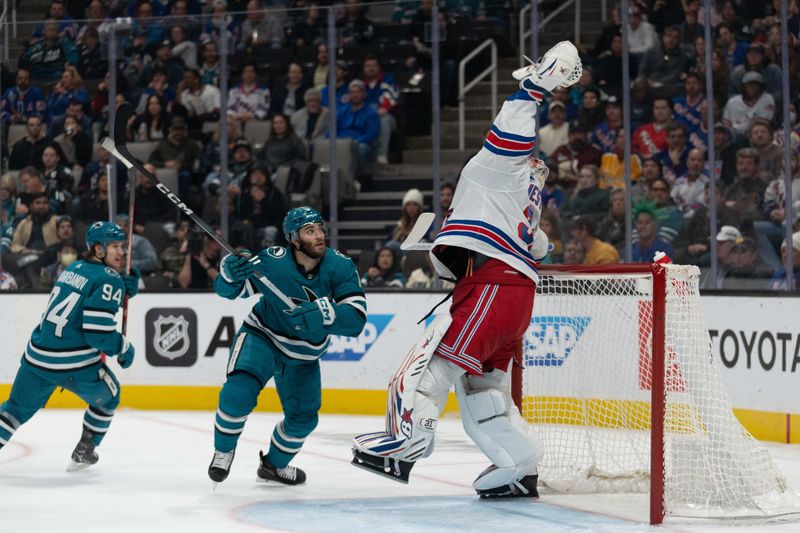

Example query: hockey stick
[121,166,136,337]
[102,104,296,309]
[400,212,435,251]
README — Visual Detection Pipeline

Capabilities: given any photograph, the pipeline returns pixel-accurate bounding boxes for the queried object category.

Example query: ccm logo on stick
[156,183,194,215]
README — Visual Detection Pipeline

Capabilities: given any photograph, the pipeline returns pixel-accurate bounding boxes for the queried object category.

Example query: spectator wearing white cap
[701,224,742,289]
[767,231,800,290]
[386,188,428,249]
[722,71,776,135]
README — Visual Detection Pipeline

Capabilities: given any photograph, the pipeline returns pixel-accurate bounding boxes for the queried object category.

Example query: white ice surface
[2,410,800,532]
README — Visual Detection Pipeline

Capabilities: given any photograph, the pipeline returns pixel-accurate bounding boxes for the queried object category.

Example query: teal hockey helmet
[85,221,126,252]
[283,206,327,242]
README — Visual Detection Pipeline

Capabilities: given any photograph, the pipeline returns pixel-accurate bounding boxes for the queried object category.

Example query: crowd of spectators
[0,0,508,290]
[371,0,800,291]
[2,0,800,292]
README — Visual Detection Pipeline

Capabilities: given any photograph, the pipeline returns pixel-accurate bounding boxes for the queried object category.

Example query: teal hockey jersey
[26,260,127,371]
[214,246,367,361]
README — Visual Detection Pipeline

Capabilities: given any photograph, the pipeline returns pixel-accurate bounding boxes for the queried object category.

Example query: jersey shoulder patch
[265,246,288,259]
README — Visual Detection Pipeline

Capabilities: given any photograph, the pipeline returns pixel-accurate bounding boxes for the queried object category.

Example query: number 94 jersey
[26,260,127,372]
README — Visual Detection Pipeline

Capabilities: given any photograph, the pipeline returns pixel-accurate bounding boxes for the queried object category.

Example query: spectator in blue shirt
[320,60,351,108]
[30,1,77,43]
[335,80,380,179]
[716,22,748,69]
[44,66,90,123]
[632,202,674,262]
[1,68,46,127]
[657,122,690,184]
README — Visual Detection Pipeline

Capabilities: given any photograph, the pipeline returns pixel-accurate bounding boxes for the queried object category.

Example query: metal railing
[458,38,497,151]
[518,0,579,67]
[1,0,9,62]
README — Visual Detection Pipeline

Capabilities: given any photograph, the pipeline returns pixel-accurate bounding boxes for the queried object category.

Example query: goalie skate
[351,437,415,483]
[476,468,539,500]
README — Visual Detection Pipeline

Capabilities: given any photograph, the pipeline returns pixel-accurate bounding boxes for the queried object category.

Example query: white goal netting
[522,264,800,519]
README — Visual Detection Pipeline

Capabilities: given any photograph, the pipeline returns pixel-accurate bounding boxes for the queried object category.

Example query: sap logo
[325,314,393,361]
[524,316,591,367]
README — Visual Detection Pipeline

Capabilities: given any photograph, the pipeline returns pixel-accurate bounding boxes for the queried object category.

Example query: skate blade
[350,457,409,484]
[66,461,92,473]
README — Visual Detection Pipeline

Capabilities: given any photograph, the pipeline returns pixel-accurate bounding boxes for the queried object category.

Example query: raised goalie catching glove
[513,40,582,94]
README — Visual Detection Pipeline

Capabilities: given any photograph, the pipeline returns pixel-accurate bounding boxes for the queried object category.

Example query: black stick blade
[114,102,135,146]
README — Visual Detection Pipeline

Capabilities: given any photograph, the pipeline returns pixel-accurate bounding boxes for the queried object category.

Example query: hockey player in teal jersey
[0,221,140,471]
[208,206,367,486]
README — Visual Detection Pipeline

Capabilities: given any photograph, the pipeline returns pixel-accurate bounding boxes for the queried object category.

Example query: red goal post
[512,263,800,525]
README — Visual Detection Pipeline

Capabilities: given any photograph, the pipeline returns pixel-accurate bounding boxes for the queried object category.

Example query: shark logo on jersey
[524,316,591,367]
[153,315,191,359]
[145,308,198,367]
[325,314,393,361]
[290,286,320,307]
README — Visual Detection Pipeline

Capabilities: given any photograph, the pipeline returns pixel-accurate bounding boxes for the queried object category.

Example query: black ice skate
[477,474,539,499]
[67,429,99,472]
[256,451,306,485]
[351,447,414,483]
[208,449,236,484]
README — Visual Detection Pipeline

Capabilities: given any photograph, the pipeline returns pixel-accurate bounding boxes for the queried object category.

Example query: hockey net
[515,263,800,523]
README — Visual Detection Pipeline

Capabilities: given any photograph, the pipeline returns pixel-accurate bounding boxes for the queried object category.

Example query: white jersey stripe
[216,409,248,424]
[24,353,102,370]
[0,419,15,434]
[83,323,118,332]
[83,310,116,320]
[276,422,306,443]
[82,421,108,434]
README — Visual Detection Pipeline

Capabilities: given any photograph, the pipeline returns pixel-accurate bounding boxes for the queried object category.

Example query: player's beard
[297,237,326,259]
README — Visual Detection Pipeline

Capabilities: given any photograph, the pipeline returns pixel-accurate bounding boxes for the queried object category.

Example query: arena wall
[1,291,799,443]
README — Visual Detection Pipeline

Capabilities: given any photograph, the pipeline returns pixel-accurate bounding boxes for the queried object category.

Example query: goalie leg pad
[353,314,465,482]
[456,366,543,491]
[353,355,463,463]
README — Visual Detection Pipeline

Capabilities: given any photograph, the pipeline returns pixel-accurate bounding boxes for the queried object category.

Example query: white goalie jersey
[431,86,549,284]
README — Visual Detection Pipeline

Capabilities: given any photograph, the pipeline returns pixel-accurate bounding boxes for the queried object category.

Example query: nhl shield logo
[145,308,198,366]
[153,315,190,359]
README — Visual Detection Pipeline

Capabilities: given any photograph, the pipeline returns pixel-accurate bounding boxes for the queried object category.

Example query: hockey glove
[287,297,337,332]
[116,337,135,369]
[531,231,551,262]
[123,266,141,298]
[221,251,258,283]
[512,41,582,93]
